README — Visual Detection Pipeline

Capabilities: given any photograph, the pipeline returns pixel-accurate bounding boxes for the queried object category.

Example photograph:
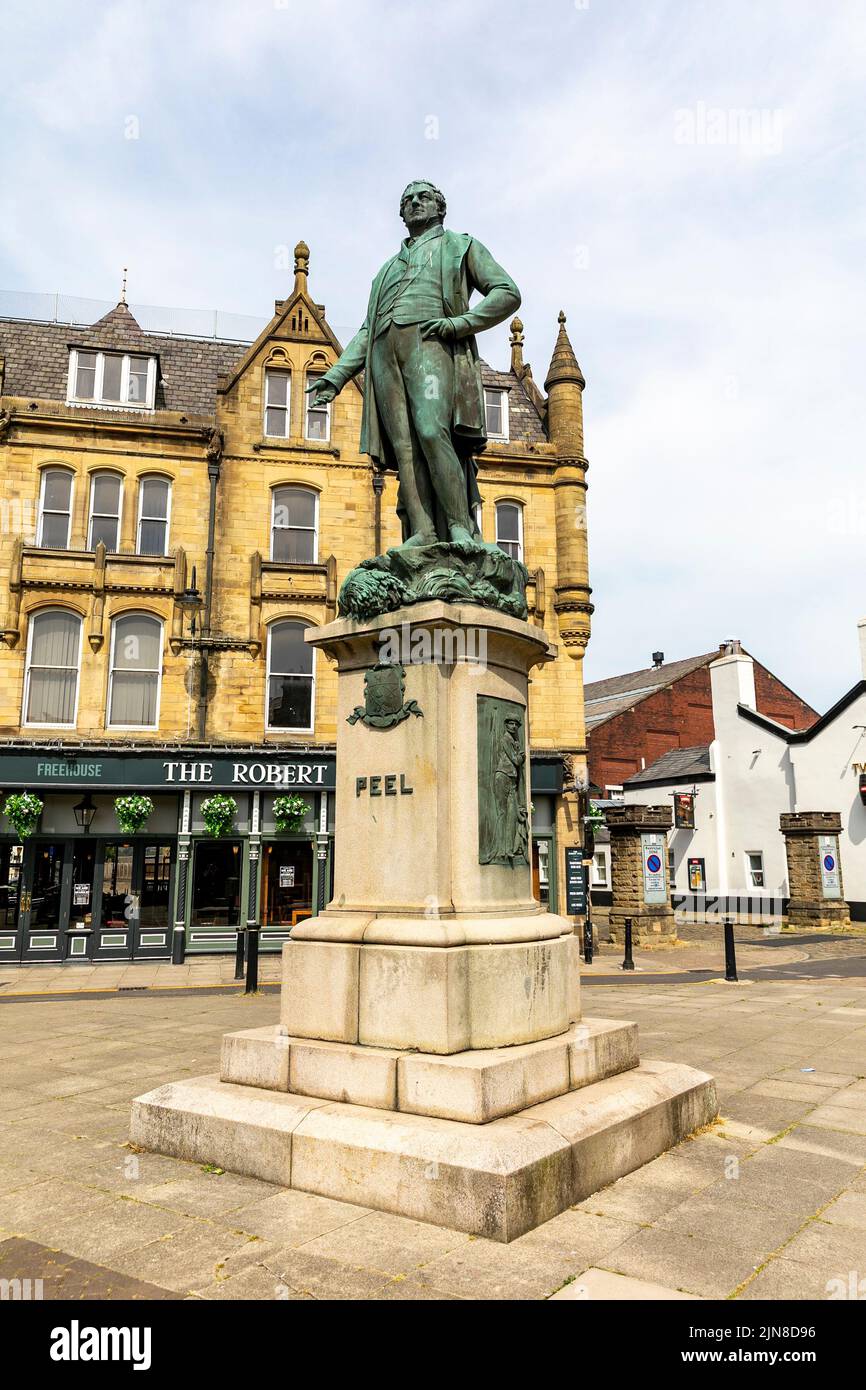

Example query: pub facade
[0,245,592,963]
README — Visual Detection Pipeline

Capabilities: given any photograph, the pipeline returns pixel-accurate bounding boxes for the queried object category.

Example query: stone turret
[544,310,586,455]
[544,312,592,661]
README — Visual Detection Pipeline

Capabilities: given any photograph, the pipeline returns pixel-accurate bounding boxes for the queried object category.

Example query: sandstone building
[0,246,592,963]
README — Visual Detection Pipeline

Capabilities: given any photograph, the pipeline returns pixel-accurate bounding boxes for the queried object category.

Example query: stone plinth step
[130,1059,717,1243]
[219,1017,639,1124]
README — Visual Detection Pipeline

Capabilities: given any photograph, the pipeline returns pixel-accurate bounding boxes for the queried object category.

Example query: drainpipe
[197,441,222,741]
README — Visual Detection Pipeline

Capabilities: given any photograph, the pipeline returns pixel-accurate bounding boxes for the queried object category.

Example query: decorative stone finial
[510,316,525,375]
[294,241,310,294]
[120,267,128,305]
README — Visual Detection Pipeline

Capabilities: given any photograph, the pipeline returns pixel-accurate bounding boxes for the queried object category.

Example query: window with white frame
[136,476,171,555]
[305,373,330,441]
[266,621,314,731]
[37,468,74,548]
[23,609,82,726]
[271,486,317,563]
[591,851,609,888]
[746,851,765,889]
[264,369,291,438]
[484,387,509,440]
[495,501,523,562]
[107,613,163,728]
[87,472,123,551]
[67,350,156,409]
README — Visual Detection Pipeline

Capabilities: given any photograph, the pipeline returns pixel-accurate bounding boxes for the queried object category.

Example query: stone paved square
[0,965,864,1300]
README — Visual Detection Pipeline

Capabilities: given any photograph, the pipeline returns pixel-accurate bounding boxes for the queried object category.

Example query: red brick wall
[589,660,817,794]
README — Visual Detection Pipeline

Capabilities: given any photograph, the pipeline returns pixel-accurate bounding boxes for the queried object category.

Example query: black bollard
[583,914,593,966]
[171,922,186,966]
[724,916,738,981]
[622,916,635,971]
[234,925,245,981]
[245,920,260,995]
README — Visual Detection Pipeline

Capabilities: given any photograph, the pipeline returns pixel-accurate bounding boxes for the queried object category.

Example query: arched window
[88,471,123,551]
[23,609,82,726]
[495,501,524,562]
[305,371,330,441]
[271,486,318,563]
[37,468,74,549]
[107,613,163,728]
[264,368,291,438]
[266,621,314,731]
[137,476,171,555]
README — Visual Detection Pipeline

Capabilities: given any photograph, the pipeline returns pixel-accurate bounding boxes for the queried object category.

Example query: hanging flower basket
[272,793,308,834]
[3,791,43,841]
[201,793,237,838]
[114,794,154,836]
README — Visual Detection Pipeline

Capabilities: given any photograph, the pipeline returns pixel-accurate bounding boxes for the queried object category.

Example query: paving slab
[549,1268,701,1300]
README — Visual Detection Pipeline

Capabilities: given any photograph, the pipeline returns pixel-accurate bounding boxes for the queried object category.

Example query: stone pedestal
[132,602,714,1241]
[781,811,851,930]
[606,804,678,945]
[283,602,576,1052]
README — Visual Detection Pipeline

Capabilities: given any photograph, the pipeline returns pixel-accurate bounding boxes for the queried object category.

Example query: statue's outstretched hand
[421,318,457,342]
[305,378,338,406]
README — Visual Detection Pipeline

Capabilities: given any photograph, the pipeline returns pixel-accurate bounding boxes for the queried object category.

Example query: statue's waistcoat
[374,235,445,335]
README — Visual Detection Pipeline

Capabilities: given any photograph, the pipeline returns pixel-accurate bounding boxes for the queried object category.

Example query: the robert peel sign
[0,751,336,791]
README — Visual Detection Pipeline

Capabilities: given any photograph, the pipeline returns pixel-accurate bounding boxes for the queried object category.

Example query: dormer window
[484,388,509,441]
[67,349,156,409]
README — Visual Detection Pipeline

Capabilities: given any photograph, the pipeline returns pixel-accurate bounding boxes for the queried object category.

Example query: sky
[2,0,865,711]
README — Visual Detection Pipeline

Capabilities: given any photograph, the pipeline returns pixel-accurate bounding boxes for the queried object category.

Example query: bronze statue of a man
[306,181,520,549]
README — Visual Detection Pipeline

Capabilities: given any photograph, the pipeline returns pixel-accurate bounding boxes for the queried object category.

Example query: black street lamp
[73,792,97,833]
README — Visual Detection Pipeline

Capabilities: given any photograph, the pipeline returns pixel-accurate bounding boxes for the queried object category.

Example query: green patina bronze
[308,180,525,621]
[477,696,529,868]
[347,662,423,730]
[338,537,528,621]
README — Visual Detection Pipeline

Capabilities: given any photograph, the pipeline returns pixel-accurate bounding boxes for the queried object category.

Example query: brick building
[586,642,817,798]
[0,244,593,963]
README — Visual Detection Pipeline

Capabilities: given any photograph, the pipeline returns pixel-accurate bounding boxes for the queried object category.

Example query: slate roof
[0,304,548,438]
[625,745,712,786]
[479,362,546,445]
[584,652,720,730]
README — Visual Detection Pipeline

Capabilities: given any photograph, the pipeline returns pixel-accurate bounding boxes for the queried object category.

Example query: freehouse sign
[0,751,336,791]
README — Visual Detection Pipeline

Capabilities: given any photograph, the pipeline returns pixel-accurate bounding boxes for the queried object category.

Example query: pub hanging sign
[673,793,695,829]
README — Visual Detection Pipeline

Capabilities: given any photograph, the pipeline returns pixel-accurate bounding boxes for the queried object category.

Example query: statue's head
[504,716,521,735]
[400,180,446,234]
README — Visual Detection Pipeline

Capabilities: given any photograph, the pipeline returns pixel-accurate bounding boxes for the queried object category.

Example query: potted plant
[272,793,308,834]
[114,794,154,836]
[3,791,43,841]
[201,793,237,838]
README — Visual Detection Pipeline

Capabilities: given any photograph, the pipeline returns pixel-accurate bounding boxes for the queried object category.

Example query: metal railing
[0,288,355,349]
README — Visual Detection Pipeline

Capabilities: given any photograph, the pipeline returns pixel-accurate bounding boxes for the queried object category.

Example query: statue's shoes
[448,524,476,547]
[397,531,438,550]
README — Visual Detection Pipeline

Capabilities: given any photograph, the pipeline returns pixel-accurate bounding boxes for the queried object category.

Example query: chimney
[709,646,756,735]
[858,619,866,679]
[652,651,664,668]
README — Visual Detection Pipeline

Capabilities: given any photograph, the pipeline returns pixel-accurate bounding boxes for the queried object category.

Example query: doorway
[262,841,313,929]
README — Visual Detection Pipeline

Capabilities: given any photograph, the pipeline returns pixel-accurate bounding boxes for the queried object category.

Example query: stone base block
[280,932,576,1054]
[220,1017,639,1124]
[131,1059,717,1243]
[609,909,678,946]
[787,902,851,930]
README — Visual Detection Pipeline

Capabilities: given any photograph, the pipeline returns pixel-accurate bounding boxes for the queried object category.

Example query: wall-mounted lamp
[73,792,97,833]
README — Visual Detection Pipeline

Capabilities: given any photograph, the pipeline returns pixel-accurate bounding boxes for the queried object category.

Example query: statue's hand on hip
[420,318,457,342]
[305,379,338,406]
